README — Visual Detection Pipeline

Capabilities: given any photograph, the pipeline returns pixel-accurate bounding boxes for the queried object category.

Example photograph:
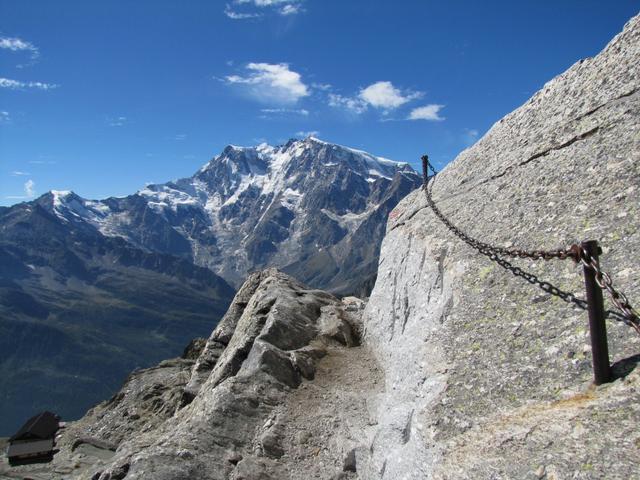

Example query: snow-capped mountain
[41,137,421,294]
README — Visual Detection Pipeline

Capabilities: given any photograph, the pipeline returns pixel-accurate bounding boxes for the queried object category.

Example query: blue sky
[1,1,638,206]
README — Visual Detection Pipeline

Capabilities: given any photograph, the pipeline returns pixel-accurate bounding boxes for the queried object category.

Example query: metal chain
[421,155,640,335]
[421,156,575,261]
[577,246,640,335]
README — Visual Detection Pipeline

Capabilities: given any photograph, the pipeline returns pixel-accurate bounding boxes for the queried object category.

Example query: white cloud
[0,111,9,123]
[359,81,421,109]
[329,81,423,115]
[260,107,309,116]
[279,4,302,15]
[175,134,187,141]
[295,130,319,138]
[0,77,58,90]
[225,63,309,105]
[0,36,40,67]
[24,179,36,197]
[224,5,262,19]
[226,0,303,19]
[0,37,35,52]
[236,0,297,6]
[328,93,368,114]
[107,116,127,127]
[11,171,30,176]
[408,104,445,121]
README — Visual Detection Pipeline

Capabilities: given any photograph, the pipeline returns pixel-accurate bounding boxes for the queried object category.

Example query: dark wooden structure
[7,411,60,465]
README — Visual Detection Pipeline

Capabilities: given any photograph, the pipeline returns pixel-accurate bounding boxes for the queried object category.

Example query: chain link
[421,156,575,261]
[421,155,640,335]
[577,246,640,335]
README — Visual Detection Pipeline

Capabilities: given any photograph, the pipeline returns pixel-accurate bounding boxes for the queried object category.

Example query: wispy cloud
[175,134,187,141]
[107,116,127,127]
[0,111,9,123]
[0,77,58,90]
[28,159,57,165]
[328,93,368,114]
[462,128,479,146]
[279,4,302,15]
[0,37,37,52]
[0,36,40,66]
[224,5,262,19]
[225,0,304,19]
[260,107,309,117]
[295,130,319,138]
[224,63,309,105]
[6,179,36,200]
[408,104,445,121]
[24,179,35,197]
[311,82,332,91]
[236,0,296,4]
[10,171,30,176]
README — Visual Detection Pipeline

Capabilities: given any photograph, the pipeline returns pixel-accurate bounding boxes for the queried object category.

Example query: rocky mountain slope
[3,13,639,480]
[1,270,379,479]
[0,198,235,435]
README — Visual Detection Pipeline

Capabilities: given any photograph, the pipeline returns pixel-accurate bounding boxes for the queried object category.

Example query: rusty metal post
[421,155,429,185]
[581,240,612,385]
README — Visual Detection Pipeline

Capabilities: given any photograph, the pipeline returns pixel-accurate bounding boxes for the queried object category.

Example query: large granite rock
[360,14,640,479]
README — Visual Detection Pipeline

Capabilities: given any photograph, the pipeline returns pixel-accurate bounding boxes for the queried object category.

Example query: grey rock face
[182,271,267,402]
[27,269,378,480]
[361,14,640,479]
[0,353,196,479]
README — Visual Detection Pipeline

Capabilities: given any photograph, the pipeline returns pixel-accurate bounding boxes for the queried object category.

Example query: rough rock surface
[360,14,640,479]
[0,350,197,479]
[1,270,380,480]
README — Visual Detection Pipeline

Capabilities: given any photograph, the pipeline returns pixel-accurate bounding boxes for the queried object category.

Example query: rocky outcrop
[360,14,640,479]
[87,270,377,480]
[2,270,380,479]
[0,349,199,479]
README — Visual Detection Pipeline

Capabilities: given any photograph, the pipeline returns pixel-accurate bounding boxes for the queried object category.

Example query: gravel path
[268,343,383,479]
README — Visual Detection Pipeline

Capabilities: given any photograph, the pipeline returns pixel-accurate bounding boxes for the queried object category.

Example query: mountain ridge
[32,136,421,294]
